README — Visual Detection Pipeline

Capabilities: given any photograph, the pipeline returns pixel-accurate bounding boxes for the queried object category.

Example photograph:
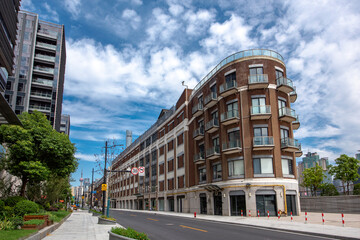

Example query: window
[210,84,216,95]
[198,95,203,108]
[213,163,222,180]
[225,72,236,83]
[177,133,184,146]
[16,96,22,105]
[227,101,238,112]
[168,121,175,131]
[159,146,164,156]
[177,112,184,124]
[282,158,294,175]
[6,81,12,90]
[167,158,174,172]
[252,97,266,114]
[167,140,174,152]
[278,99,286,109]
[250,67,263,75]
[211,111,218,122]
[228,159,244,177]
[254,127,268,137]
[276,69,284,79]
[151,150,157,162]
[228,130,240,144]
[198,120,204,132]
[199,144,205,157]
[199,168,206,183]
[168,178,174,190]
[253,158,273,174]
[280,128,289,139]
[213,137,219,149]
[178,175,184,189]
[159,163,164,175]
[177,154,184,169]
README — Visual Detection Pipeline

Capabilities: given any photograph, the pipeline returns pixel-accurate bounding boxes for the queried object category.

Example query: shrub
[111,227,150,240]
[100,215,116,221]
[354,183,360,195]
[9,216,23,228]
[320,183,339,196]
[0,217,14,230]
[14,200,39,217]
[23,219,45,226]
[0,200,5,212]
[4,196,26,207]
[3,206,14,217]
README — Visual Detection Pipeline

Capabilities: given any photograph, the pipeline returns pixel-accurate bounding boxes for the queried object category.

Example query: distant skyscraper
[0,0,21,125]
[126,130,132,148]
[60,114,70,136]
[5,10,66,131]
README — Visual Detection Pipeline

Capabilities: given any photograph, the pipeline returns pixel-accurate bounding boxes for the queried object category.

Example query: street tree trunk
[20,176,28,197]
[342,181,346,195]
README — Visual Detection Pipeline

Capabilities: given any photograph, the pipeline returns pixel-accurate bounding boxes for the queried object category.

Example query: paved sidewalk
[114,209,360,239]
[43,209,121,240]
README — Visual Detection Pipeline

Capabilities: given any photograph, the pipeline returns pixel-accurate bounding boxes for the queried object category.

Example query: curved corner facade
[108,49,302,216]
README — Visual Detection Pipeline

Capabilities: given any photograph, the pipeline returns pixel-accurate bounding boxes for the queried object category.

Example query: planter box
[22,222,47,230]
[92,212,102,217]
[98,217,117,225]
[108,230,136,240]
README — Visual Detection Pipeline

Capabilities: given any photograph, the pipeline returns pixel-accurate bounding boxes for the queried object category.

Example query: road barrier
[291,212,293,222]
[277,211,280,220]
[241,210,243,217]
[267,210,269,219]
[342,213,345,227]
[322,213,325,225]
[249,210,251,217]
[305,212,308,224]
[194,212,196,218]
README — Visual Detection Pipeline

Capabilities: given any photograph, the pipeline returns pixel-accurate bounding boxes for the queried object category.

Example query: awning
[203,184,223,192]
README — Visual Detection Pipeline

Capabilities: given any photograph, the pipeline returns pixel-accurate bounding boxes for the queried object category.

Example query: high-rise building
[60,114,70,135]
[0,0,21,126]
[5,10,66,131]
[109,49,302,216]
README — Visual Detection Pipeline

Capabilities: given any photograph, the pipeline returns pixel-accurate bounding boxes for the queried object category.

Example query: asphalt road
[110,210,339,240]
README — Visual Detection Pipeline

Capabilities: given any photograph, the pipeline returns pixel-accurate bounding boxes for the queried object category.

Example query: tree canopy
[329,154,360,195]
[301,164,326,196]
[0,111,78,197]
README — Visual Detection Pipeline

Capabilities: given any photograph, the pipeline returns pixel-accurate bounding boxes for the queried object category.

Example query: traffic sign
[101,184,107,191]
[138,166,145,177]
[131,167,139,175]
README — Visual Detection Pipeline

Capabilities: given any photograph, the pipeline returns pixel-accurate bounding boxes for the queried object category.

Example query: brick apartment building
[108,49,302,216]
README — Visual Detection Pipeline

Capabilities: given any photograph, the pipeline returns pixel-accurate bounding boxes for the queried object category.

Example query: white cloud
[75,153,97,162]
[42,3,59,22]
[64,0,81,18]
[131,0,143,5]
[184,9,216,36]
[122,9,141,29]
[20,0,36,11]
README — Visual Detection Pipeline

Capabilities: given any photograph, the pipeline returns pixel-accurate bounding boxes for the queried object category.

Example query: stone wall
[300,195,360,213]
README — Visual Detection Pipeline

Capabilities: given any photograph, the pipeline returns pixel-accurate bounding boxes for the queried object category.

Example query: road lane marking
[180,225,207,232]
[147,218,159,221]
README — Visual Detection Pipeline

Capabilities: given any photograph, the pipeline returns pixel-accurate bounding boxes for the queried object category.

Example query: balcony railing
[206,146,220,157]
[36,42,57,50]
[251,105,271,115]
[277,77,294,88]
[193,127,204,139]
[204,92,217,106]
[279,107,296,119]
[33,78,53,86]
[248,74,268,84]
[35,54,55,62]
[222,140,241,150]
[220,109,239,122]
[253,136,274,146]
[194,152,205,163]
[205,118,219,131]
[29,105,51,111]
[219,80,237,94]
[33,66,54,74]
[281,137,301,149]
[31,92,52,98]
[192,102,203,116]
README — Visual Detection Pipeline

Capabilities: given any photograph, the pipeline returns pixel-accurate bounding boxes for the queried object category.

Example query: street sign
[101,184,107,191]
[131,167,139,175]
[138,166,145,177]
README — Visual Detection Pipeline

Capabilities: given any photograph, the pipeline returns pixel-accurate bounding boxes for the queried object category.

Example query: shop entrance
[213,192,222,215]
[230,191,246,216]
[286,192,297,215]
[200,193,207,214]
[256,190,277,216]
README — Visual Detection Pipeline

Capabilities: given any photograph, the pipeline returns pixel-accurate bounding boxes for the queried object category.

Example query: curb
[111,209,360,240]
[23,213,72,240]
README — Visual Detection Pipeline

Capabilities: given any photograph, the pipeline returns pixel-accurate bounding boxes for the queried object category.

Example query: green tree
[320,183,339,196]
[0,111,78,197]
[301,164,326,196]
[329,154,360,195]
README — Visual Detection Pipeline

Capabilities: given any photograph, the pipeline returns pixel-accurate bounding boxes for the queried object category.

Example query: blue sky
[21,0,360,186]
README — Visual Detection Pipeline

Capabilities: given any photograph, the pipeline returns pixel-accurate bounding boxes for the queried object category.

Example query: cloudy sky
[21,0,360,186]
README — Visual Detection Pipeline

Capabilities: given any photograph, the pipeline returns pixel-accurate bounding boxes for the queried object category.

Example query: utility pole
[102,141,108,215]
[90,168,94,209]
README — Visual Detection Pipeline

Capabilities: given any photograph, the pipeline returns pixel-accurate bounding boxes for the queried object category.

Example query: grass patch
[100,215,116,221]
[111,227,150,240]
[23,219,45,225]
[89,209,102,214]
[0,229,37,240]
[48,210,70,222]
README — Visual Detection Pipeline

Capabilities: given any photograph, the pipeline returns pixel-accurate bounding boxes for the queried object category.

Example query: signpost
[102,184,107,191]
[138,167,145,177]
[131,167,139,175]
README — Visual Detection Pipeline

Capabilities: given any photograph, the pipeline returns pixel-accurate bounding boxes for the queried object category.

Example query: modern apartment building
[109,49,302,216]
[0,0,21,125]
[60,114,70,136]
[5,11,66,131]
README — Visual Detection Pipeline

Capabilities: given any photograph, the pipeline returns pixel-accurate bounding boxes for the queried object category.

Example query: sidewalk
[42,209,121,240]
[115,209,360,239]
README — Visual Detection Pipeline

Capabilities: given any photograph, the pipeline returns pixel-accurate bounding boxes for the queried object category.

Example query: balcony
[206,146,220,159]
[220,109,239,125]
[205,118,219,133]
[32,78,53,88]
[295,150,303,157]
[34,54,55,63]
[253,136,274,151]
[222,140,242,154]
[290,87,297,103]
[29,105,51,113]
[219,80,237,97]
[192,103,203,118]
[204,92,217,108]
[194,152,205,164]
[292,115,300,130]
[37,31,57,40]
[248,74,269,89]
[30,92,52,101]
[250,105,271,120]
[33,66,54,76]
[36,42,57,51]
[277,77,294,93]
[193,127,204,140]
[281,137,301,153]
[279,107,297,122]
